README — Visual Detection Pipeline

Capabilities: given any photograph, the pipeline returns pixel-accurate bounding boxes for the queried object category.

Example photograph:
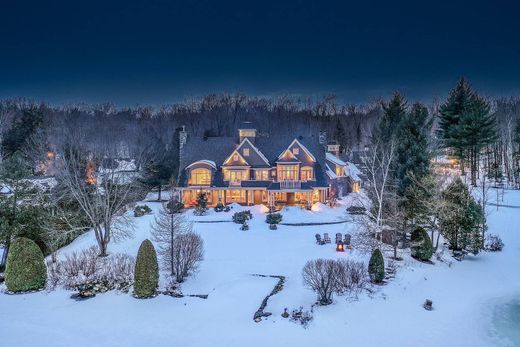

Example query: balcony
[280,180,301,189]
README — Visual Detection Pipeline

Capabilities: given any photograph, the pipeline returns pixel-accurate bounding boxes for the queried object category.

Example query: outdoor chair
[323,233,331,244]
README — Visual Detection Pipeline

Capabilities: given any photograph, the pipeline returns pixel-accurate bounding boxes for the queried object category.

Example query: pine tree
[410,227,433,261]
[368,248,385,283]
[133,239,159,298]
[438,78,497,185]
[439,178,483,255]
[333,117,347,152]
[379,92,407,143]
[2,107,44,157]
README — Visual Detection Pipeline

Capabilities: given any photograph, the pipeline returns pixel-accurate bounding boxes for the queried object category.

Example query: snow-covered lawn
[1,191,519,347]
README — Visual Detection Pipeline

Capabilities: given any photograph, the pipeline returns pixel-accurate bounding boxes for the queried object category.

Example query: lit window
[279,165,299,181]
[190,168,211,185]
[292,148,299,155]
[243,148,249,157]
[233,154,239,161]
[301,166,313,181]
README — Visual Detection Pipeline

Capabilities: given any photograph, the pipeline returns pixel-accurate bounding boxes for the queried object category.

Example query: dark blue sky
[1,0,519,105]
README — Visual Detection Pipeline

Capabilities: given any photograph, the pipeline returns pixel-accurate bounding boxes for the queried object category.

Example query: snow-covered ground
[1,190,519,347]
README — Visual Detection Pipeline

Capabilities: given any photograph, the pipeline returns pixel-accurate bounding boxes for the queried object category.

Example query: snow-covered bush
[46,246,134,292]
[368,248,385,284]
[485,234,504,252]
[133,204,152,217]
[166,199,184,213]
[193,192,208,216]
[265,213,282,225]
[232,210,252,224]
[214,200,226,212]
[133,240,159,298]
[410,227,433,261]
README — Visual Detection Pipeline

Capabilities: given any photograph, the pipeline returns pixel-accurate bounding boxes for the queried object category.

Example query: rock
[423,299,433,311]
[262,312,272,317]
[254,317,262,323]
[281,308,290,318]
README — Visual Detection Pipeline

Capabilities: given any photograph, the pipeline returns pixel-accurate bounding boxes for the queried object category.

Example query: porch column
[223,190,227,204]
[249,189,254,206]
[306,192,311,209]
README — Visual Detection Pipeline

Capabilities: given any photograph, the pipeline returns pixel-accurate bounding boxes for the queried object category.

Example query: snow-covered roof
[325,163,337,179]
[347,162,362,181]
[326,152,347,167]
[186,160,217,170]
[0,185,12,194]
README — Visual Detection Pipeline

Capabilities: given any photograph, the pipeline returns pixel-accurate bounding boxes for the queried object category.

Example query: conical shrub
[368,248,385,284]
[410,227,433,261]
[133,239,159,298]
[5,237,47,292]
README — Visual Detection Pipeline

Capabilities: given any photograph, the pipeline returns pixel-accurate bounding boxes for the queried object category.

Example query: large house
[177,124,360,209]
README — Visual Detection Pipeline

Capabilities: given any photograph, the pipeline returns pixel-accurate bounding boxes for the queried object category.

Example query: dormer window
[243,148,249,157]
[292,148,299,155]
[189,168,211,185]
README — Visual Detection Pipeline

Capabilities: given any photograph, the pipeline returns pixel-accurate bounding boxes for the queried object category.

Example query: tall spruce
[379,92,407,143]
[438,78,497,185]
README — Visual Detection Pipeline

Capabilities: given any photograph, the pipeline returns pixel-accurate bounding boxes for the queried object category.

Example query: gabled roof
[278,139,316,162]
[223,149,250,166]
[234,137,270,167]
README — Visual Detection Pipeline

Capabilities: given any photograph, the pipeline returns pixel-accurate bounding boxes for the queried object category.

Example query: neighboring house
[325,147,362,197]
[177,124,336,209]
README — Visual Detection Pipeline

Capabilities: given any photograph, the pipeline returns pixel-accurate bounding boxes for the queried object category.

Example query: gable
[235,138,270,167]
[278,139,316,164]
[223,149,250,166]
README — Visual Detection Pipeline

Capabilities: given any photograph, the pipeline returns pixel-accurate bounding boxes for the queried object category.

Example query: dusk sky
[1,0,519,105]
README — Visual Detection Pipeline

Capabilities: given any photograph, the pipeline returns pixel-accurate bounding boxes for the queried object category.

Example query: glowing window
[301,166,313,181]
[292,148,299,155]
[243,148,250,157]
[190,168,211,185]
[233,154,239,161]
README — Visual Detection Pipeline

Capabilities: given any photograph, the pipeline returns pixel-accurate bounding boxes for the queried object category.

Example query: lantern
[336,240,344,252]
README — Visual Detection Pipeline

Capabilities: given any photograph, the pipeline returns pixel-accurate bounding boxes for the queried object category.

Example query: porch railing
[280,180,301,189]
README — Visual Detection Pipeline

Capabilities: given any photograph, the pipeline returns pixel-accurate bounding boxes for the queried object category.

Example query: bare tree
[151,193,194,276]
[170,232,204,283]
[54,129,146,257]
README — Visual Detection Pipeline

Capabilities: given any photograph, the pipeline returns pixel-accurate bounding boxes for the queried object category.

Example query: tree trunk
[158,185,162,201]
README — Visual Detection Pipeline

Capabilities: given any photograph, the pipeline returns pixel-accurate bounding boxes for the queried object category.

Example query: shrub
[133,240,159,298]
[166,199,184,213]
[214,200,225,212]
[302,259,339,305]
[266,213,282,225]
[232,210,253,224]
[485,234,504,252]
[134,204,152,217]
[46,246,134,292]
[5,237,47,292]
[171,232,204,283]
[336,259,368,294]
[410,227,433,261]
[368,249,385,284]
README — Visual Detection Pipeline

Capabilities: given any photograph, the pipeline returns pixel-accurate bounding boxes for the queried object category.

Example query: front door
[287,192,295,205]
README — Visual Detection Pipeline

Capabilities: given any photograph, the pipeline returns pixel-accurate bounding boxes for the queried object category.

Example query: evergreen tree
[0,153,32,270]
[197,192,208,209]
[5,237,47,292]
[368,248,385,283]
[439,178,483,255]
[133,239,159,298]
[438,78,497,185]
[2,107,44,158]
[379,92,407,143]
[410,227,433,261]
[333,117,347,152]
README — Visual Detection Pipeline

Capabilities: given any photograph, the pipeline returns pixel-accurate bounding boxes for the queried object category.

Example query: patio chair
[344,233,351,248]
[335,233,342,244]
[315,234,324,245]
[323,233,331,244]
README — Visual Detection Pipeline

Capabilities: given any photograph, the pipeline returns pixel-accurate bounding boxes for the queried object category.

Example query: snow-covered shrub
[368,248,385,284]
[5,237,47,293]
[214,200,226,212]
[232,210,252,224]
[290,307,314,328]
[133,240,159,298]
[485,234,504,252]
[336,259,368,294]
[410,227,433,261]
[133,204,152,217]
[265,213,282,225]
[193,193,208,216]
[46,246,134,292]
